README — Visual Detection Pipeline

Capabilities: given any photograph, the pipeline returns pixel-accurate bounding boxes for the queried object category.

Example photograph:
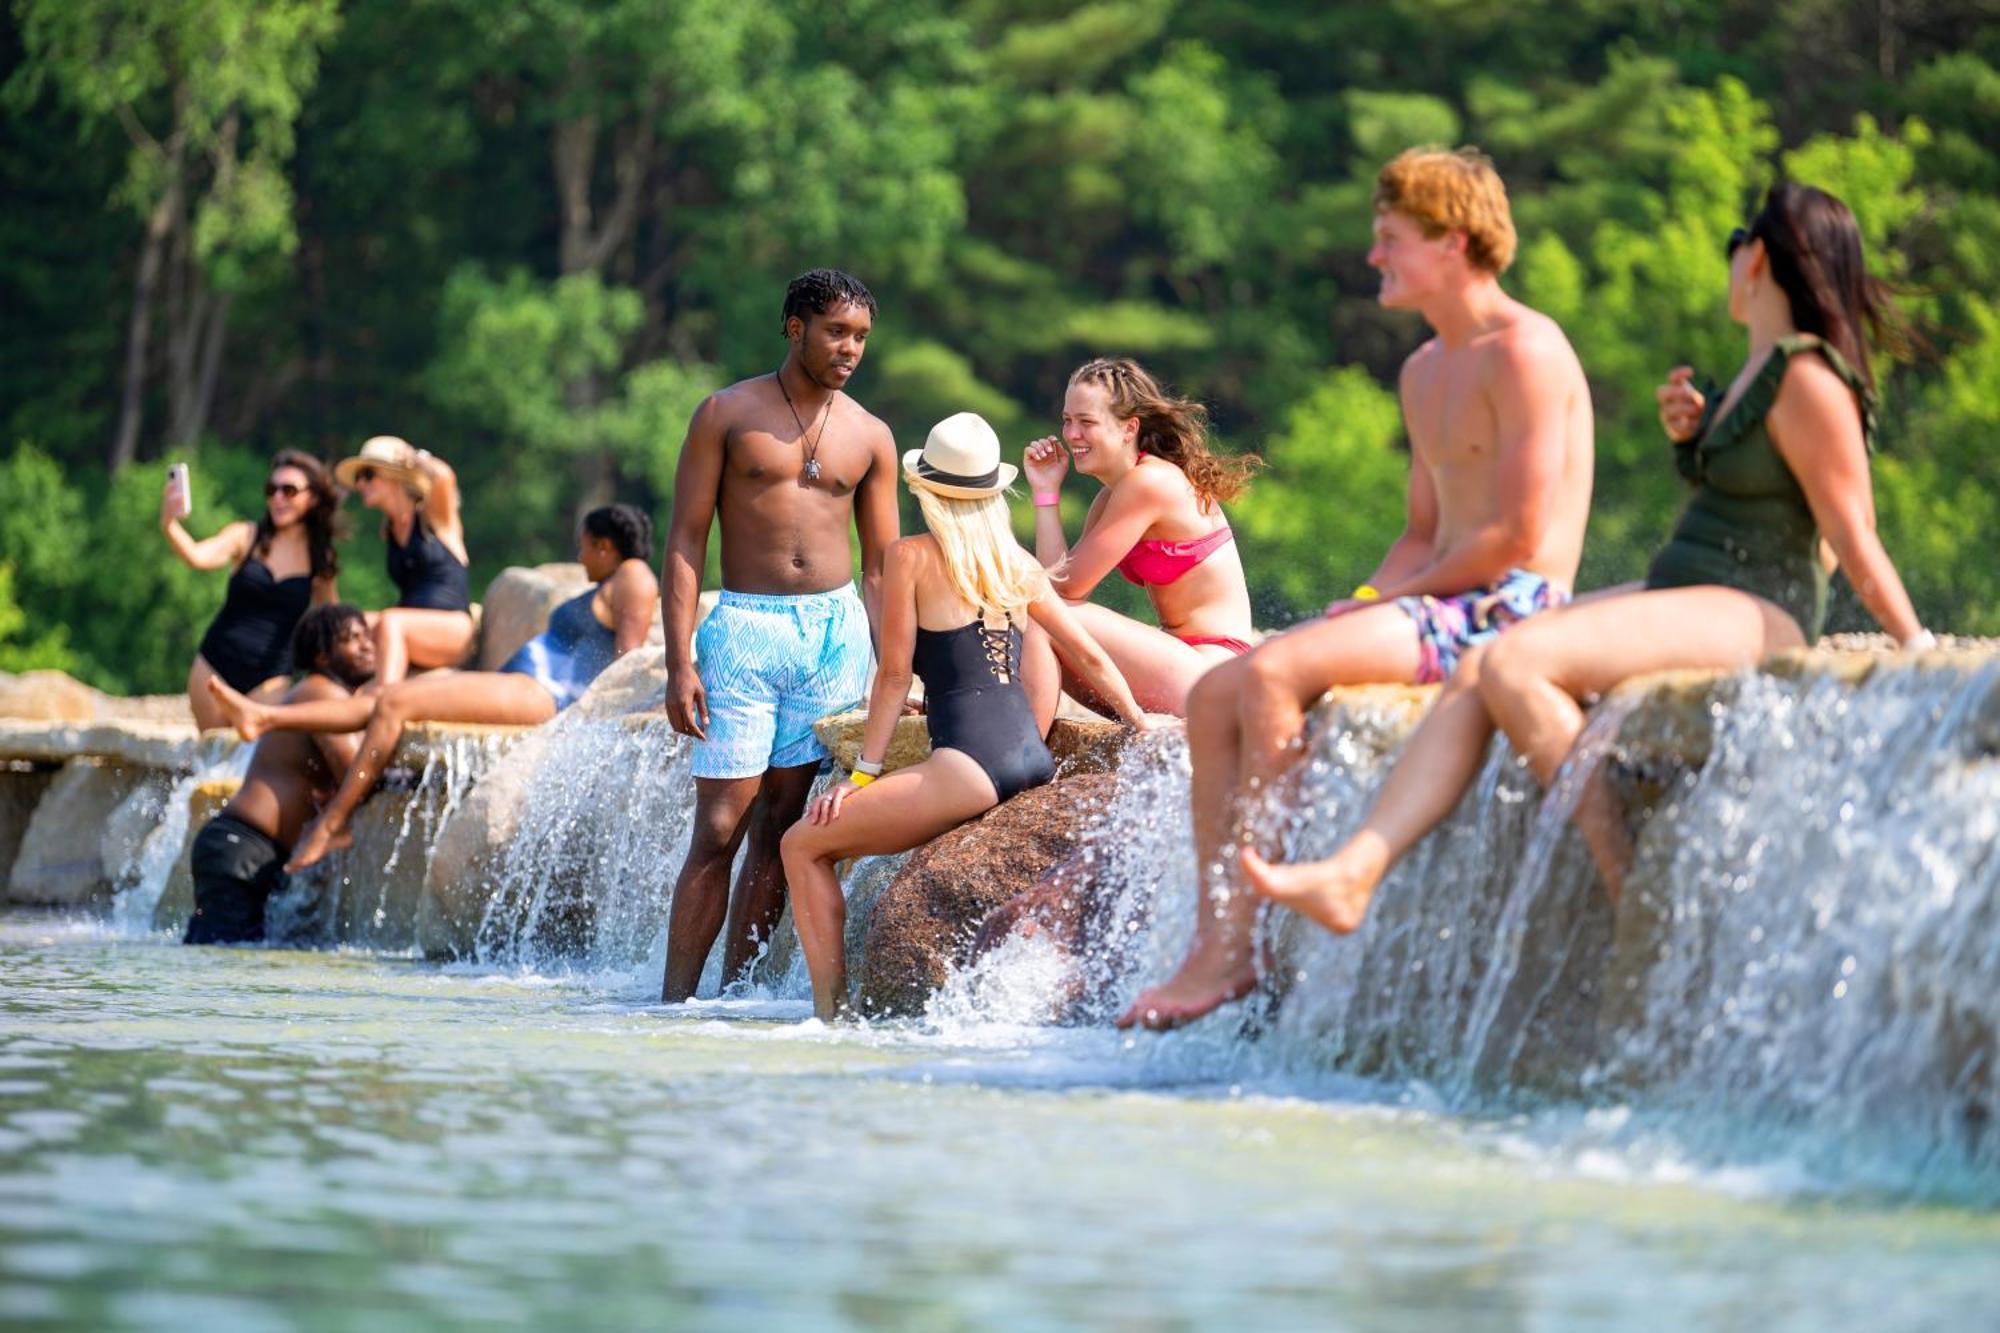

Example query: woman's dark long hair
[1749,183,1917,394]
[250,450,343,580]
[1067,357,1261,510]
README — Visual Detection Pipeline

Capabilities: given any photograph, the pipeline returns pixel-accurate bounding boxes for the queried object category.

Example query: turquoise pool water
[0,915,1993,1331]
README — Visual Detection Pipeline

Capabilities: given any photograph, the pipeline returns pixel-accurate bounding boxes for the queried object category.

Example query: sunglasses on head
[265,480,305,499]
[1726,226,1752,259]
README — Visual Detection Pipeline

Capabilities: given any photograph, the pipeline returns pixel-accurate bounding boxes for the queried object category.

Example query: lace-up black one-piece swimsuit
[913,619,1055,802]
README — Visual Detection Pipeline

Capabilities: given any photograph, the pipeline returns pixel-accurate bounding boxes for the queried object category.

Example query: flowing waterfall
[110,745,251,934]
[468,713,699,972]
[937,659,2000,1200]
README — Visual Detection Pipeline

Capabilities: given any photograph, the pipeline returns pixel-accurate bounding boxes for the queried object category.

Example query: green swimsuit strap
[1775,332,1879,447]
[1673,334,1877,486]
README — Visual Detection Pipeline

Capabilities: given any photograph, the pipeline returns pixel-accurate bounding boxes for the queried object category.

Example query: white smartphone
[167,463,192,520]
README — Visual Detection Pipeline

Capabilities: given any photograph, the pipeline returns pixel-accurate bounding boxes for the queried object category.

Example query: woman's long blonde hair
[912,486,1050,626]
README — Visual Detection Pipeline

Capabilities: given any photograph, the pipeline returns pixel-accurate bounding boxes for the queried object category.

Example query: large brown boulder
[852,772,1116,1016]
[474,564,591,670]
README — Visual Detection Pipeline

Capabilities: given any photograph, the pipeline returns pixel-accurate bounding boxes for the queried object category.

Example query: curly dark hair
[251,449,343,580]
[581,503,655,562]
[1068,358,1261,509]
[781,269,878,332]
[289,603,366,677]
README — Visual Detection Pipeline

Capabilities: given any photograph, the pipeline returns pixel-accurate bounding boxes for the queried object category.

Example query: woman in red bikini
[1022,357,1260,715]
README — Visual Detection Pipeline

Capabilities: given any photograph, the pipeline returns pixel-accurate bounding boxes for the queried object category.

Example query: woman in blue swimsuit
[779,413,1167,1020]
[206,505,660,871]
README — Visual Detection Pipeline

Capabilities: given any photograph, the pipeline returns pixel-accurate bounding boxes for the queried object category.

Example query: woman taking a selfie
[159,451,341,730]
[334,435,475,685]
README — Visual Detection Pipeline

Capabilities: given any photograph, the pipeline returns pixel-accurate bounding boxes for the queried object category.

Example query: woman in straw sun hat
[779,411,1170,1020]
[334,435,475,685]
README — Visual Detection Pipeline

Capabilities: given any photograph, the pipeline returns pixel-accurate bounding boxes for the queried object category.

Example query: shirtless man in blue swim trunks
[1118,147,1597,1030]
[660,270,900,1002]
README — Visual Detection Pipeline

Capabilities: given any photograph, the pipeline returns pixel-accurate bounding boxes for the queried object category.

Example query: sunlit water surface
[0,915,1993,1331]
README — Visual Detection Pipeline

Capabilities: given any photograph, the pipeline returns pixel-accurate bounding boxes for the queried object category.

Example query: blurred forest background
[1,0,1995,693]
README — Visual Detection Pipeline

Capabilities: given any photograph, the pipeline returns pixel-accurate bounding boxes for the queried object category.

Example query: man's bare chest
[1405,360,1496,463]
[726,426,870,497]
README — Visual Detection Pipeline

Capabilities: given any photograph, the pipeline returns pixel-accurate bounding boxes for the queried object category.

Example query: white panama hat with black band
[901,412,1019,500]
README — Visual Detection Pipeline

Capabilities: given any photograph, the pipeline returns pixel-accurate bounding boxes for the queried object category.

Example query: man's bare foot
[204,675,271,742]
[1114,942,1260,1031]
[284,814,353,872]
[1239,845,1384,935]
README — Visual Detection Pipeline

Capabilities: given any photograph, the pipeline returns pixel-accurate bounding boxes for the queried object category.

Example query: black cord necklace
[776,366,834,485]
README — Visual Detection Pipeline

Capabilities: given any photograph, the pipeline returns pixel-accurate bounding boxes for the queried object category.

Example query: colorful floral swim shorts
[1391,568,1566,684]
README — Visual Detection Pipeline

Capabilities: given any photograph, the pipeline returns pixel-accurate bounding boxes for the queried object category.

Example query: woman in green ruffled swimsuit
[1239,182,1932,933]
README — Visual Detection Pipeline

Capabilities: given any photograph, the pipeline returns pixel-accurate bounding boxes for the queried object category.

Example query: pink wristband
[1033,491,1061,508]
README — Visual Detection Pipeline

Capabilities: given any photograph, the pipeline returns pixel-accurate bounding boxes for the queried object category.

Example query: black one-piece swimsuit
[197,559,312,693]
[385,517,470,612]
[913,620,1055,802]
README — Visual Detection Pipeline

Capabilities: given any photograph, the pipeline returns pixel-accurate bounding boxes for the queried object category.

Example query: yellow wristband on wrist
[848,771,876,788]
[1353,584,1382,602]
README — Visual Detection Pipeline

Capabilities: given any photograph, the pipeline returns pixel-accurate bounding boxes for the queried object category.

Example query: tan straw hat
[334,435,430,497]
[902,412,1018,499]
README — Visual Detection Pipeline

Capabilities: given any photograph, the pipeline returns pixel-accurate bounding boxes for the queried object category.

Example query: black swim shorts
[185,813,286,945]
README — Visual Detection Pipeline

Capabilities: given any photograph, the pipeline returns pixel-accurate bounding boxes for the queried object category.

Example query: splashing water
[110,745,252,935]
[936,661,2000,1202]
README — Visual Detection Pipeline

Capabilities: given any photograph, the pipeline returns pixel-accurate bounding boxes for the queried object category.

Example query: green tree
[9,0,340,467]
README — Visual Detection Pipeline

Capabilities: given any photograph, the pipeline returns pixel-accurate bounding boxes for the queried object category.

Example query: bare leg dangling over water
[1115,606,1421,1030]
[1240,646,1496,930]
[1245,587,1804,928]
[207,674,373,742]
[283,672,557,871]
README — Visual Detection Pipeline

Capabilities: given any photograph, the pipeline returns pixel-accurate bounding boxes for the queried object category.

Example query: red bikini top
[1116,524,1235,587]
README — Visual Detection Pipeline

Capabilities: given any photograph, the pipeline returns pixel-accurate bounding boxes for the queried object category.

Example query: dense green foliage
[2,1,1995,692]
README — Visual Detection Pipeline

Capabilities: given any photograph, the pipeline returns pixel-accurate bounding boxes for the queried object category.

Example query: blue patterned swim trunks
[1392,568,1566,685]
[692,585,873,780]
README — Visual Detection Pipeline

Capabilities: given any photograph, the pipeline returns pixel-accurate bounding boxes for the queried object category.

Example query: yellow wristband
[848,771,876,788]
[1353,584,1381,602]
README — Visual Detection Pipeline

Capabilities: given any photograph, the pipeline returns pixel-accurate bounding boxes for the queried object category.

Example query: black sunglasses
[265,480,305,499]
[1726,226,1752,259]
[353,467,377,484]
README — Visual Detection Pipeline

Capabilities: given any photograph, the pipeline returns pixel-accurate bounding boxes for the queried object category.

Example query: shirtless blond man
[660,270,899,1002]
[1118,147,1595,1031]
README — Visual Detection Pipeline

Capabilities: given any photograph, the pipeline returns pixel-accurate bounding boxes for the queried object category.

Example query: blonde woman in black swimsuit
[779,413,1168,1020]
[1243,182,1932,932]
[334,436,475,685]
[160,450,341,730]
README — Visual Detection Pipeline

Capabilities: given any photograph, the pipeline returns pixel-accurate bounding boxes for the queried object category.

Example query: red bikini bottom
[1174,632,1253,656]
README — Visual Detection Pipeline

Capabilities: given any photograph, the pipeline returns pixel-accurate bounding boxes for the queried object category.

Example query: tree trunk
[551,81,660,514]
[109,184,177,472]
[167,285,232,449]
[164,110,240,448]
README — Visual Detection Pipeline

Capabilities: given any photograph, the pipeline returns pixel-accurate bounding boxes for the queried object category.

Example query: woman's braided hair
[1067,358,1260,510]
